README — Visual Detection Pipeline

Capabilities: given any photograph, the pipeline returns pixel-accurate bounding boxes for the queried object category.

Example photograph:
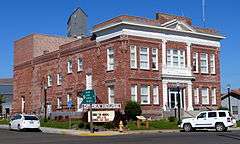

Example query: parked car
[9,114,40,131]
[180,110,236,132]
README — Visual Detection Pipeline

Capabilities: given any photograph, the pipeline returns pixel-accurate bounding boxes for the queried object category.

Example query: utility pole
[227,84,231,113]
[177,82,181,125]
[44,86,47,121]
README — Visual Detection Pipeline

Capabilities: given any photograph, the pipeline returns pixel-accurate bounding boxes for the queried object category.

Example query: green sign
[81,90,96,104]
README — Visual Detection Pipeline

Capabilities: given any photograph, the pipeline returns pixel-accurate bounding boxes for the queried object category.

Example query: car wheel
[215,123,225,132]
[17,124,21,131]
[183,123,192,132]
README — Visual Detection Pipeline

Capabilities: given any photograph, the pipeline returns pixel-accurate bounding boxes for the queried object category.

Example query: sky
[0,0,239,92]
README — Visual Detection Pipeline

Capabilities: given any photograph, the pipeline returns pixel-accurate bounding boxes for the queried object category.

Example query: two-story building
[12,12,224,118]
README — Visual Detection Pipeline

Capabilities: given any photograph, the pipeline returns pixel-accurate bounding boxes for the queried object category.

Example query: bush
[124,101,142,121]
[217,106,229,110]
[168,116,176,122]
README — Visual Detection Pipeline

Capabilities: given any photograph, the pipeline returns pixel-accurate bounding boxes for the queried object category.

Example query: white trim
[130,45,137,69]
[194,88,199,104]
[108,86,115,104]
[107,48,114,71]
[131,85,138,102]
[210,54,216,74]
[187,83,193,111]
[47,75,52,87]
[140,85,150,104]
[200,53,209,74]
[57,74,62,86]
[96,29,221,47]
[93,21,225,39]
[67,60,73,74]
[161,19,178,27]
[193,52,199,73]
[211,88,216,105]
[201,88,209,105]
[152,48,158,70]
[140,47,149,70]
[153,85,159,105]
[163,20,196,32]
[186,43,191,68]
[77,58,83,72]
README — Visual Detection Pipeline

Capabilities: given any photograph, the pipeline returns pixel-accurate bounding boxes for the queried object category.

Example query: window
[193,88,199,104]
[232,106,238,115]
[201,88,209,104]
[131,85,137,102]
[67,94,72,102]
[200,53,208,73]
[21,97,25,113]
[107,48,114,71]
[108,86,114,104]
[152,48,158,70]
[67,60,73,74]
[210,54,215,74]
[197,112,206,119]
[77,58,83,72]
[140,85,150,104]
[219,112,226,117]
[57,97,62,109]
[153,86,159,104]
[47,75,52,87]
[86,74,92,90]
[211,88,216,105]
[130,45,137,69]
[208,112,217,118]
[140,47,149,69]
[193,52,198,72]
[57,74,63,86]
[166,49,185,68]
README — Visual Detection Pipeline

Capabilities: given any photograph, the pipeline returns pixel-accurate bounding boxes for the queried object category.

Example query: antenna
[202,0,206,27]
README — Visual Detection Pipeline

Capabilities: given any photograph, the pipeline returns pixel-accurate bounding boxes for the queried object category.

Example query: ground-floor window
[131,85,137,102]
[153,86,159,105]
[108,86,115,104]
[211,88,216,105]
[232,106,238,115]
[193,88,199,104]
[141,85,150,104]
[57,97,62,109]
[201,88,209,105]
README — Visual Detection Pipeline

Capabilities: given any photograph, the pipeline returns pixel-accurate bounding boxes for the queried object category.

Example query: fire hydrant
[119,120,124,132]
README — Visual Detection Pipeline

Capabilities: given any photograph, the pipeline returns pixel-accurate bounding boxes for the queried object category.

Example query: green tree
[124,101,142,121]
[0,95,5,115]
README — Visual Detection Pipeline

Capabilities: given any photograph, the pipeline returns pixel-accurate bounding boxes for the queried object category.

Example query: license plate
[30,121,34,124]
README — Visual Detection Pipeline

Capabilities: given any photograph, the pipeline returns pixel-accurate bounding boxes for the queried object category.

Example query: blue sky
[0,0,239,92]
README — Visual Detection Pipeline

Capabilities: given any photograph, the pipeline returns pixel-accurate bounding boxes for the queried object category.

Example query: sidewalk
[0,124,239,136]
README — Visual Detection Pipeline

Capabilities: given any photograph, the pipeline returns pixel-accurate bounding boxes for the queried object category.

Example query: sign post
[81,90,96,133]
[67,100,73,129]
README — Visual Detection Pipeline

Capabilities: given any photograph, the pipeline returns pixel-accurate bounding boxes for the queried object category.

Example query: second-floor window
[140,85,150,104]
[130,45,137,69]
[57,74,63,86]
[77,58,83,72]
[152,48,158,70]
[193,88,199,104]
[131,85,137,102]
[57,97,62,109]
[210,54,215,74]
[200,53,208,73]
[167,49,185,68]
[67,60,73,74]
[47,75,52,87]
[107,48,114,71]
[193,52,199,73]
[140,47,149,69]
[211,88,216,105]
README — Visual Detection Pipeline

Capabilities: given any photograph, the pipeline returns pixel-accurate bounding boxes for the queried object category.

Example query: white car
[9,114,40,131]
[180,110,236,132]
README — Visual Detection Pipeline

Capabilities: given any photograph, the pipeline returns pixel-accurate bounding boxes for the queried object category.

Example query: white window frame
[131,85,137,102]
[211,88,216,105]
[108,86,115,104]
[200,53,208,74]
[130,45,137,69]
[193,88,199,104]
[140,85,150,104]
[67,60,73,74]
[193,52,199,73]
[77,58,83,72]
[166,49,185,68]
[152,48,158,70]
[21,97,25,113]
[210,54,216,74]
[57,74,62,86]
[153,86,159,105]
[47,75,52,87]
[57,97,62,109]
[67,94,71,102]
[107,48,114,71]
[140,47,149,70]
[201,88,209,105]
[86,74,92,90]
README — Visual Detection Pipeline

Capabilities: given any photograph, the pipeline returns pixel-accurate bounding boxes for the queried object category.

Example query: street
[0,129,240,144]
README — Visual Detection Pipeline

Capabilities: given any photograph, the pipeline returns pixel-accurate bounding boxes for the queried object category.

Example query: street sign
[83,104,121,110]
[67,100,73,109]
[81,90,96,104]
[88,111,115,122]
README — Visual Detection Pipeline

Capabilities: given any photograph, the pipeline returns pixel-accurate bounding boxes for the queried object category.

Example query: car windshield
[24,116,39,120]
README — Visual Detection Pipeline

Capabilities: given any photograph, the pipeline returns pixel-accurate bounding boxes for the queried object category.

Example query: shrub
[217,106,229,110]
[124,101,142,121]
[168,116,176,122]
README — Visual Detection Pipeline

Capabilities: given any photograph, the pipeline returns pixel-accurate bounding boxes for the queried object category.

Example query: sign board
[136,116,146,120]
[83,104,121,110]
[81,90,96,104]
[88,111,115,122]
[67,100,73,109]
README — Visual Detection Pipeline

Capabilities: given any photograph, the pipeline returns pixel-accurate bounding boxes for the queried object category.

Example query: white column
[186,42,191,68]
[187,83,194,111]
[162,81,168,110]
[162,39,167,66]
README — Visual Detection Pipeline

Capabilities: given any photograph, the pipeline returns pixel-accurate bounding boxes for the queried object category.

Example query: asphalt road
[0,129,240,144]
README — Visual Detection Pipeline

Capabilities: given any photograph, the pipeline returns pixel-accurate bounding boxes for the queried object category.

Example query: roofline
[67,7,88,25]
[92,21,225,39]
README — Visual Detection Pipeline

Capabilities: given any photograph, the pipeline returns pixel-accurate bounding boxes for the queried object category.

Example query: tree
[124,101,142,121]
[0,94,5,115]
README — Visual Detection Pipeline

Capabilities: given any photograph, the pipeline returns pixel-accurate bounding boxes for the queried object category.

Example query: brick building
[13,13,225,118]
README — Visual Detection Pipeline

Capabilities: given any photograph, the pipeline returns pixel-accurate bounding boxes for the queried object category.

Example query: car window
[24,116,39,120]
[197,112,206,119]
[219,112,226,117]
[15,115,22,120]
[208,112,217,118]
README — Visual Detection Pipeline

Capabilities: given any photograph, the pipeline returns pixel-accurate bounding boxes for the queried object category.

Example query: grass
[237,121,240,127]
[40,119,89,129]
[0,119,9,125]
[127,119,178,130]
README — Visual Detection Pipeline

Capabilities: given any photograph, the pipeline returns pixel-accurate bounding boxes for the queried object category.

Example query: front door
[168,90,183,109]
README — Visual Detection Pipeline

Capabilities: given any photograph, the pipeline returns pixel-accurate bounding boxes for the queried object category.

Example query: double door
[168,90,184,109]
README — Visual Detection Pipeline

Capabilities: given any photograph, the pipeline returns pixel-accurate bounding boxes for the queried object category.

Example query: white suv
[180,110,236,132]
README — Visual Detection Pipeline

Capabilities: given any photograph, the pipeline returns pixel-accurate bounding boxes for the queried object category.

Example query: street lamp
[176,82,181,125]
[44,86,47,121]
[227,84,231,113]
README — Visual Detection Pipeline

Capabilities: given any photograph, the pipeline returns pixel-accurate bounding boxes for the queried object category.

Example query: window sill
[139,68,150,71]
[67,72,73,75]
[77,70,83,73]
[106,69,114,72]
[140,103,151,106]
